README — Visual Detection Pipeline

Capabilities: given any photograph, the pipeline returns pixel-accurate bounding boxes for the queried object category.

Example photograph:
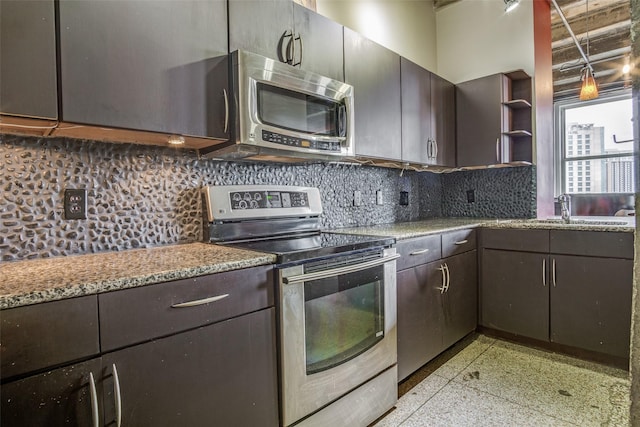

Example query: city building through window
[554,92,635,215]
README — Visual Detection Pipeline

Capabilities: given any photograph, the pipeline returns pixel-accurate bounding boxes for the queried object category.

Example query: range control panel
[230,191,309,210]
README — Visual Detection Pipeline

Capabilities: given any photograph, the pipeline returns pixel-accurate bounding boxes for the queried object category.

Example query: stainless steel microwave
[203,50,354,162]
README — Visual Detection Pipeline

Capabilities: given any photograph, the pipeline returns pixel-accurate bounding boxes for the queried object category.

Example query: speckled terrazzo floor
[375,335,630,427]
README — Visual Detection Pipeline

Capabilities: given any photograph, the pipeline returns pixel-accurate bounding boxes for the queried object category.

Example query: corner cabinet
[456,71,532,167]
[58,0,229,139]
[480,228,633,360]
[0,0,57,119]
[344,27,402,161]
[228,0,344,81]
[400,58,455,167]
[396,230,477,381]
[1,265,279,427]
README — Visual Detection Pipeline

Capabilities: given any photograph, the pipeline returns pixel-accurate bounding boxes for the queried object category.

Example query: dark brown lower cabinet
[2,308,277,427]
[397,250,477,381]
[481,239,633,359]
[481,249,549,341]
[101,308,278,427]
[441,251,478,350]
[550,255,633,358]
[1,358,102,427]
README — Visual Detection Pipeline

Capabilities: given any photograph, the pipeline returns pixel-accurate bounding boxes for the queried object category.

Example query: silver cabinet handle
[171,294,229,308]
[284,254,401,285]
[223,89,229,134]
[552,259,557,287]
[454,240,468,245]
[433,139,438,160]
[426,138,432,158]
[496,137,500,163]
[281,29,294,63]
[444,263,450,292]
[293,33,303,66]
[113,364,122,427]
[436,264,447,293]
[542,258,546,287]
[409,249,430,256]
[89,372,99,427]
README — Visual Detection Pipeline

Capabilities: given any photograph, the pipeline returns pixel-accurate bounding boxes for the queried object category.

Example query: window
[555,92,635,195]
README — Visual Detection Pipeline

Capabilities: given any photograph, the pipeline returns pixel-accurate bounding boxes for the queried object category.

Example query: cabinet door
[59,0,228,138]
[550,255,633,358]
[400,58,432,165]
[1,358,102,427]
[456,74,504,167]
[481,249,549,341]
[441,250,478,349]
[0,0,57,118]
[292,3,343,81]
[431,73,456,167]
[101,308,278,427]
[397,263,443,381]
[229,0,292,62]
[344,28,402,161]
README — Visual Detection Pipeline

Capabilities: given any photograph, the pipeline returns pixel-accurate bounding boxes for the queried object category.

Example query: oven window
[304,265,384,374]
[256,83,343,137]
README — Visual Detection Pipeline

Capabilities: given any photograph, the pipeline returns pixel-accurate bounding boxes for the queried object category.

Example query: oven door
[278,248,399,426]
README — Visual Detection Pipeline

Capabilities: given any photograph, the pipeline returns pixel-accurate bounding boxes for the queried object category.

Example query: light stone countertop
[2,217,634,309]
[0,243,276,310]
[331,216,635,239]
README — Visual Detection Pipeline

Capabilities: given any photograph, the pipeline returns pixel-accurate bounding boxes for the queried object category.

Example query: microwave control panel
[229,190,309,210]
[262,130,341,152]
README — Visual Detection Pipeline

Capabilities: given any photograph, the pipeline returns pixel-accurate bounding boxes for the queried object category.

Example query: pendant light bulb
[579,67,599,101]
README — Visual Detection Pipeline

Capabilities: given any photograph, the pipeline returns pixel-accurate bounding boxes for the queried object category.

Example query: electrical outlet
[466,189,475,203]
[376,190,383,205]
[399,191,409,206]
[64,188,87,219]
[353,190,362,207]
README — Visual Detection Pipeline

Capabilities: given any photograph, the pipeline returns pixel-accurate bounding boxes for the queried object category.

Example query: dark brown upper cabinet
[58,0,229,139]
[456,71,532,167]
[344,28,402,161]
[228,0,344,81]
[401,58,455,166]
[0,0,58,119]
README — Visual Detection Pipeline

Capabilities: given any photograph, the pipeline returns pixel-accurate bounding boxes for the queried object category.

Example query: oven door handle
[283,253,401,285]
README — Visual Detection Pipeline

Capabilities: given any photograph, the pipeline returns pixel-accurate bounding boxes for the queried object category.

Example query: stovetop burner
[222,231,395,265]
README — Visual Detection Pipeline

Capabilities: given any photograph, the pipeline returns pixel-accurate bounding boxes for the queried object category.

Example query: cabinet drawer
[442,229,476,258]
[396,235,441,271]
[550,230,634,259]
[1,296,100,380]
[480,228,549,253]
[99,265,274,351]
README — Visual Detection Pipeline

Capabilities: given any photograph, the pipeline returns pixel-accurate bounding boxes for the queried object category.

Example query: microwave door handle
[338,104,346,137]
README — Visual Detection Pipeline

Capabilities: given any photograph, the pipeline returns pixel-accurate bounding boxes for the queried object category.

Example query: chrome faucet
[558,194,571,223]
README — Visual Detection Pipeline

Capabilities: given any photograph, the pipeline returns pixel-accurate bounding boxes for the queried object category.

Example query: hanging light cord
[550,0,595,74]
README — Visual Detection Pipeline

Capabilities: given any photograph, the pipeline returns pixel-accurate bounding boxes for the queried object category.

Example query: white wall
[436,0,535,84]
[316,0,438,72]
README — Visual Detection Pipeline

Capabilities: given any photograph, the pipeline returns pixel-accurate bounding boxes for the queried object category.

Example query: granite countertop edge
[0,243,276,310]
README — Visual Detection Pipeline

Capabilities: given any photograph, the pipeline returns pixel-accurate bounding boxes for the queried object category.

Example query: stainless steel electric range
[203,185,399,427]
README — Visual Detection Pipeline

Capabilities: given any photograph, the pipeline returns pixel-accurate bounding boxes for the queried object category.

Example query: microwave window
[257,83,342,136]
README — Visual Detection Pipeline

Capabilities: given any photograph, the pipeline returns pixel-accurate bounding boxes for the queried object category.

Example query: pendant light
[578,0,598,100]
[579,67,599,100]
[550,0,599,100]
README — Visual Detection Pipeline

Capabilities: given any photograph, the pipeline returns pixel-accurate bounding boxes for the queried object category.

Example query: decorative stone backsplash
[441,166,537,218]
[1,135,535,261]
